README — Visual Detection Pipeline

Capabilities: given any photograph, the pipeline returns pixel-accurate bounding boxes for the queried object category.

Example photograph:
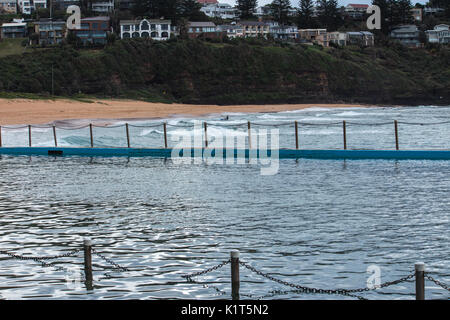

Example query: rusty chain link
[425,274,450,292]
[0,249,82,261]
[239,260,415,296]
[91,248,130,272]
[182,259,231,282]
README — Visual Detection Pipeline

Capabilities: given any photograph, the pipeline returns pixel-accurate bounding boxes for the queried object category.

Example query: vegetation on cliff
[0,38,449,105]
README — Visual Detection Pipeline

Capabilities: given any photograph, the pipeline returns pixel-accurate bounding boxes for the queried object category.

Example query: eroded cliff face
[0,40,449,105]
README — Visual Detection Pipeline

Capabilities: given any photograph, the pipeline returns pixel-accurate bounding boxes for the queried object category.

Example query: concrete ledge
[1,147,450,160]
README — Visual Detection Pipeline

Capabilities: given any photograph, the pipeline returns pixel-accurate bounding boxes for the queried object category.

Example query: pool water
[0,105,448,300]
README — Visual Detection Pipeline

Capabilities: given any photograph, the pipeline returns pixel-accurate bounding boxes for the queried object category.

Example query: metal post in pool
[53,126,57,147]
[125,123,130,148]
[28,125,32,147]
[204,122,208,148]
[295,121,299,150]
[83,238,93,291]
[248,121,252,149]
[343,121,347,150]
[394,120,399,150]
[89,124,94,148]
[415,262,425,300]
[0,126,2,147]
[231,250,240,300]
[163,123,168,149]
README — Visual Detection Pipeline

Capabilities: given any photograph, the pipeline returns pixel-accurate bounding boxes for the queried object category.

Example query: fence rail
[3,242,446,299]
[1,119,450,150]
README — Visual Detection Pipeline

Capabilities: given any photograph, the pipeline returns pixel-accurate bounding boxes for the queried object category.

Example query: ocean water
[0,105,449,300]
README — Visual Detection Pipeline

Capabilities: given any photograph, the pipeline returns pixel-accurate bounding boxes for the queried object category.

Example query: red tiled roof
[348,4,369,8]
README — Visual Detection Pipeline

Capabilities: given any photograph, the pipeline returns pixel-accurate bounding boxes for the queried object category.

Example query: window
[151,31,158,38]
[123,32,130,38]
[132,32,139,38]
[161,24,168,31]
[135,24,140,31]
[141,32,149,38]
[101,23,107,29]
[161,32,168,38]
[141,21,149,30]
[123,25,130,31]
[92,23,98,29]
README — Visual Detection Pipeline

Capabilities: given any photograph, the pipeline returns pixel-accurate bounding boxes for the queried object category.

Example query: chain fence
[1,119,450,150]
[1,119,450,131]
[1,247,448,299]
[181,258,449,300]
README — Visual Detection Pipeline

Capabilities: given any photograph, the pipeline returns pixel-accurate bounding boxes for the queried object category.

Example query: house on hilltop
[425,24,450,44]
[120,19,172,40]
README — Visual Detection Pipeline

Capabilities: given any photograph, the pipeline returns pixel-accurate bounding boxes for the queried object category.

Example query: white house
[217,24,244,38]
[200,3,236,19]
[425,24,450,44]
[328,32,348,46]
[120,19,172,40]
[390,25,421,48]
[0,0,17,14]
[17,0,46,14]
[270,25,298,41]
[92,1,114,14]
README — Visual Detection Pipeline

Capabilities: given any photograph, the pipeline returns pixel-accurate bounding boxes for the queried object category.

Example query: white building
[0,0,17,14]
[33,0,47,10]
[92,1,114,14]
[217,24,244,38]
[328,32,347,46]
[426,24,450,44]
[270,25,298,41]
[17,0,47,14]
[200,3,236,19]
[120,19,172,40]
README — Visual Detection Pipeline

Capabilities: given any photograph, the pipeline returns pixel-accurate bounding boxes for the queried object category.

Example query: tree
[178,0,206,21]
[392,0,413,25]
[236,0,258,19]
[298,0,316,28]
[177,17,190,39]
[316,0,342,30]
[268,0,292,24]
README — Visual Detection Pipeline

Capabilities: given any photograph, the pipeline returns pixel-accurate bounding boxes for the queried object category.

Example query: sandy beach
[0,98,369,125]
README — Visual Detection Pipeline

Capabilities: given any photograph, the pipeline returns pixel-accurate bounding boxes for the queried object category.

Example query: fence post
[125,123,130,148]
[295,121,299,150]
[28,125,32,147]
[163,123,168,149]
[415,262,425,300]
[248,121,252,149]
[204,122,208,148]
[89,124,94,148]
[394,120,399,150]
[231,250,240,300]
[83,238,93,290]
[343,121,347,150]
[53,126,57,147]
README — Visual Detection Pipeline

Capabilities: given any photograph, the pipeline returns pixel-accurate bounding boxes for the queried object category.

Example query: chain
[239,261,415,296]
[182,259,231,282]
[397,120,450,126]
[91,248,130,272]
[0,249,82,261]
[0,249,81,272]
[425,274,450,291]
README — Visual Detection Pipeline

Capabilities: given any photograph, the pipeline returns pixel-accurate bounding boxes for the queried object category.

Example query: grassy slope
[0,39,448,105]
[0,38,28,58]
